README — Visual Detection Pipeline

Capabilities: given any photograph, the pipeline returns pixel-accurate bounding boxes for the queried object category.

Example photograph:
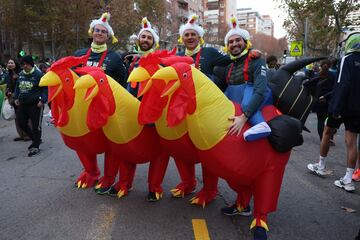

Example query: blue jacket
[329,52,360,117]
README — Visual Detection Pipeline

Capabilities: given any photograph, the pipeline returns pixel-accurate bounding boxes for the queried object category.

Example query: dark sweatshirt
[14,68,47,104]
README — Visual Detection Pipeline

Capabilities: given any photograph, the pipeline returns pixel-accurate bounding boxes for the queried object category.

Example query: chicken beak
[40,71,62,101]
[127,66,151,83]
[73,75,98,101]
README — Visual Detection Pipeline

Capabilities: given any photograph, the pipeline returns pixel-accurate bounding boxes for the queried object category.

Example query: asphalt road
[0,113,359,240]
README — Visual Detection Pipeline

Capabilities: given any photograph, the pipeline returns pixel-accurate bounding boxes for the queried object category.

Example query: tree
[252,33,289,58]
[0,0,167,61]
[0,0,100,61]
[277,0,360,56]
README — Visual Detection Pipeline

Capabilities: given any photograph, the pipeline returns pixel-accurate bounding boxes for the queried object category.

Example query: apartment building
[237,8,274,37]
[203,0,237,44]
[162,0,204,47]
[347,9,360,31]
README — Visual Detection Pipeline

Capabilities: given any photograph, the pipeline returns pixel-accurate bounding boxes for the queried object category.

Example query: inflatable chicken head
[151,62,197,127]
[127,49,178,97]
[39,56,87,126]
[74,66,116,131]
[128,50,193,125]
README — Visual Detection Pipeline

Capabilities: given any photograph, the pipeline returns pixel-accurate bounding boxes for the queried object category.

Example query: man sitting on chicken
[213,16,272,142]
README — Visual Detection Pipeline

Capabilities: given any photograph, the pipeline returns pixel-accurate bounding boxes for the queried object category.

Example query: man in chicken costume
[177,14,231,78]
[133,52,301,239]
[40,56,169,201]
[127,17,160,96]
[218,16,272,142]
[128,50,219,207]
[74,12,128,88]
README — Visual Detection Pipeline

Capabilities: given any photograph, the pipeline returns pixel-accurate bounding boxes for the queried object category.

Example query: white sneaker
[243,122,271,141]
[307,163,327,176]
[334,178,355,192]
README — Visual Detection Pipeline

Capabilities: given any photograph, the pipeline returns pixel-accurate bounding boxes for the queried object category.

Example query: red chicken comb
[138,49,177,67]
[50,55,88,71]
[160,56,194,66]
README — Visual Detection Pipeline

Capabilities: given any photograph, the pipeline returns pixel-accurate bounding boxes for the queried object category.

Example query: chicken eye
[100,78,104,83]
[65,78,70,82]
[183,73,187,78]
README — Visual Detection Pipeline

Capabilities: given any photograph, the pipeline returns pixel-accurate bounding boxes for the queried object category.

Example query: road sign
[290,41,303,57]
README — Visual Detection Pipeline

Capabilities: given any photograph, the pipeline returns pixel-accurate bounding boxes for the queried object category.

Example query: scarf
[136,48,154,56]
[91,42,108,53]
[23,67,35,75]
[185,44,201,56]
[230,49,248,60]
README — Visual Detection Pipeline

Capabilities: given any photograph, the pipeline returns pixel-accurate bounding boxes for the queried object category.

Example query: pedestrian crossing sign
[290,41,303,57]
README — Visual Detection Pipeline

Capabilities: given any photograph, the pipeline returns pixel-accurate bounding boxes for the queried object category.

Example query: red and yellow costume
[73,66,169,199]
[128,51,219,206]
[39,56,110,188]
[145,61,291,231]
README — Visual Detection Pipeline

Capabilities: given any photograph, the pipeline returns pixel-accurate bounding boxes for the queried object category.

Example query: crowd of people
[0,12,359,239]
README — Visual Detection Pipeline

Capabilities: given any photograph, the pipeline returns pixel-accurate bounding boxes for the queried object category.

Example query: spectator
[4,58,31,141]
[45,57,54,67]
[266,55,279,70]
[0,63,5,83]
[266,55,279,80]
[14,55,47,157]
[306,59,336,140]
[329,32,360,192]
[38,63,49,74]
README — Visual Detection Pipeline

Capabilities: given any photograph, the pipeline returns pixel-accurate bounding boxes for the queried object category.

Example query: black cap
[21,55,34,67]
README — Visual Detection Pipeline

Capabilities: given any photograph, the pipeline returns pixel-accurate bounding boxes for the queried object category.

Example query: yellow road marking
[192,219,210,240]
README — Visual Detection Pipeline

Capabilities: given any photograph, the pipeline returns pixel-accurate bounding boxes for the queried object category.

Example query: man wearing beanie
[177,14,231,78]
[126,17,160,96]
[14,55,47,157]
[74,12,127,87]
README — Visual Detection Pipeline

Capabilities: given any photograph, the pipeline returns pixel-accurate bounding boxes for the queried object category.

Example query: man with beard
[217,16,273,240]
[125,17,160,96]
[74,13,127,87]
[177,14,230,78]
[214,16,271,142]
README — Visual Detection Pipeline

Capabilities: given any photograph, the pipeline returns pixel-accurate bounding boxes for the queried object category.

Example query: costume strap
[194,48,202,69]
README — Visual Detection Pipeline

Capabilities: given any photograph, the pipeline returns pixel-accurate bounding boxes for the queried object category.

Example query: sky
[237,0,287,38]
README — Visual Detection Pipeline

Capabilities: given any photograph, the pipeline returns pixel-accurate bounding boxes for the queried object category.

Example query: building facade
[203,0,237,44]
[236,8,274,37]
[347,9,360,31]
[162,0,204,48]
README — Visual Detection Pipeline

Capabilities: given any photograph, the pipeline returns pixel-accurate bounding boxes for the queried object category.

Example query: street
[0,113,359,240]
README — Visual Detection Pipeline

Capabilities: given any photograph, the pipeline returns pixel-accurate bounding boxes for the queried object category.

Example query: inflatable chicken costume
[39,56,112,189]
[40,57,169,200]
[73,66,169,200]
[128,50,219,206]
[135,58,297,240]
